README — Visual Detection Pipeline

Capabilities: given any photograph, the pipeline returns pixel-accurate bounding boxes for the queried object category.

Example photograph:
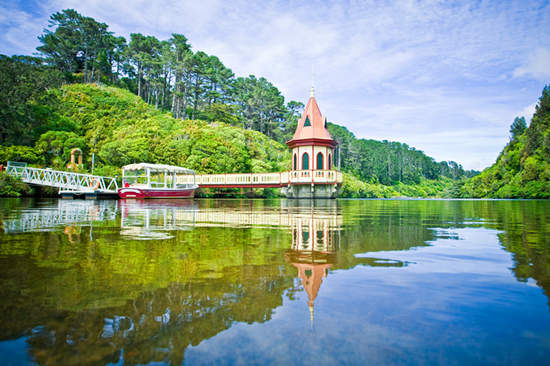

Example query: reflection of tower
[285,214,339,327]
[293,261,332,325]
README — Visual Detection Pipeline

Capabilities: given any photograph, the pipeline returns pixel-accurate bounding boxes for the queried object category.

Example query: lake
[0,198,549,365]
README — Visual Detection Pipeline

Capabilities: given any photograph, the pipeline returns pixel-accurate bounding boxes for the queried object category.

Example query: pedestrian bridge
[5,162,342,195]
[181,170,342,188]
[6,162,119,194]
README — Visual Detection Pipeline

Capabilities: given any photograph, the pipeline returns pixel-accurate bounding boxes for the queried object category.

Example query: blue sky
[1,0,550,170]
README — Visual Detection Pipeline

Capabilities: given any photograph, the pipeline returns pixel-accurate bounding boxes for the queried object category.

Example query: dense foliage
[0,55,64,145]
[0,172,31,197]
[328,123,478,185]
[458,86,550,198]
[340,172,455,198]
[32,9,301,142]
[32,84,290,175]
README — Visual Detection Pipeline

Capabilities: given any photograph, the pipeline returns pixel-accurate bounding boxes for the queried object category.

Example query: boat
[118,163,199,199]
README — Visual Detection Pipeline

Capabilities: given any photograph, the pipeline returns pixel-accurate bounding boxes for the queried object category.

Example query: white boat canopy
[122,163,195,174]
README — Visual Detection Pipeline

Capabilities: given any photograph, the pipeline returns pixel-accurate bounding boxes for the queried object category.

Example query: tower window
[302,152,309,170]
[316,152,324,170]
[304,116,311,127]
[293,153,297,170]
[328,154,332,170]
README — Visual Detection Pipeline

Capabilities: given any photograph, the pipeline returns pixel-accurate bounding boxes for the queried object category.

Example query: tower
[284,87,340,198]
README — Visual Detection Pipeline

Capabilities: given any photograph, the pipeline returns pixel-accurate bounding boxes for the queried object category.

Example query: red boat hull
[118,187,196,199]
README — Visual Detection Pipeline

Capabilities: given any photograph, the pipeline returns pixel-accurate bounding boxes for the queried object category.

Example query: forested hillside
[328,124,477,185]
[459,86,550,198]
[0,83,290,177]
[0,8,479,197]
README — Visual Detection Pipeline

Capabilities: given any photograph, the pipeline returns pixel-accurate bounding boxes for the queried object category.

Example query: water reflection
[120,200,197,239]
[0,199,346,364]
[0,198,549,365]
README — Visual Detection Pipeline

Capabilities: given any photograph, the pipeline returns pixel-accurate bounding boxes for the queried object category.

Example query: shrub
[0,172,31,197]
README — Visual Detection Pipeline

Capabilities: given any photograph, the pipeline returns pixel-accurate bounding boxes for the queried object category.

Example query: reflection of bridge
[2,200,119,233]
[3,199,342,234]
[2,198,339,325]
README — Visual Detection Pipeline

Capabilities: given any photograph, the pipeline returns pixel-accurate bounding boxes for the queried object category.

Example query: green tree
[510,116,527,141]
[0,55,63,145]
[126,33,161,98]
[167,34,192,119]
[37,9,114,82]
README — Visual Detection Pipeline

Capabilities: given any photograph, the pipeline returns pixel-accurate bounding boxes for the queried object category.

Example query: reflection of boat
[118,163,198,199]
[119,199,198,239]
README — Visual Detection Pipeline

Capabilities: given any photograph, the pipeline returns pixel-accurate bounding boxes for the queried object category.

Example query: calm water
[0,198,549,365]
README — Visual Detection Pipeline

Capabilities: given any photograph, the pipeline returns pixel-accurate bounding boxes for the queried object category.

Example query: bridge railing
[179,170,342,187]
[6,162,119,192]
[288,170,342,184]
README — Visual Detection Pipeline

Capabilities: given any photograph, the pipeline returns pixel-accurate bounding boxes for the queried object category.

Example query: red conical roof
[286,92,337,148]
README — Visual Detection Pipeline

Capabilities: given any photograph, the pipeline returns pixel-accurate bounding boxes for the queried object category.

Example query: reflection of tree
[491,201,550,305]
[1,255,296,365]
[338,200,550,306]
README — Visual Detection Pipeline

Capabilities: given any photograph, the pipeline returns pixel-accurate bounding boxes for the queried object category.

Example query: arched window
[302,152,309,170]
[293,153,297,170]
[328,154,332,170]
[304,116,311,127]
[316,152,324,170]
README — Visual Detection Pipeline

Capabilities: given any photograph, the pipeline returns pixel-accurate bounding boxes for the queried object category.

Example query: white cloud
[513,48,550,80]
[0,3,45,56]
[519,102,538,122]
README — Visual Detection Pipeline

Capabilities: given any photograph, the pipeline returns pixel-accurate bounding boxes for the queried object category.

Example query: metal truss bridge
[6,162,118,194]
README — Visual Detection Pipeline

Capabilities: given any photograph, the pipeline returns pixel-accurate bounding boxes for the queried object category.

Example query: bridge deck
[6,162,342,194]
[185,170,343,188]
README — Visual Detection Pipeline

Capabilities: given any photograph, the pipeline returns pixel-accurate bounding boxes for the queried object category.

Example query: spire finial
[309,304,314,328]
[310,65,315,98]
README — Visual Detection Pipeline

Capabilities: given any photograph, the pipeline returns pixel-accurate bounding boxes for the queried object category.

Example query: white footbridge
[5,162,342,198]
[5,162,119,196]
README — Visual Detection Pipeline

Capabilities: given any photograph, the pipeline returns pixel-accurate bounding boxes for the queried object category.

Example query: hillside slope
[460,86,550,198]
[9,84,291,175]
